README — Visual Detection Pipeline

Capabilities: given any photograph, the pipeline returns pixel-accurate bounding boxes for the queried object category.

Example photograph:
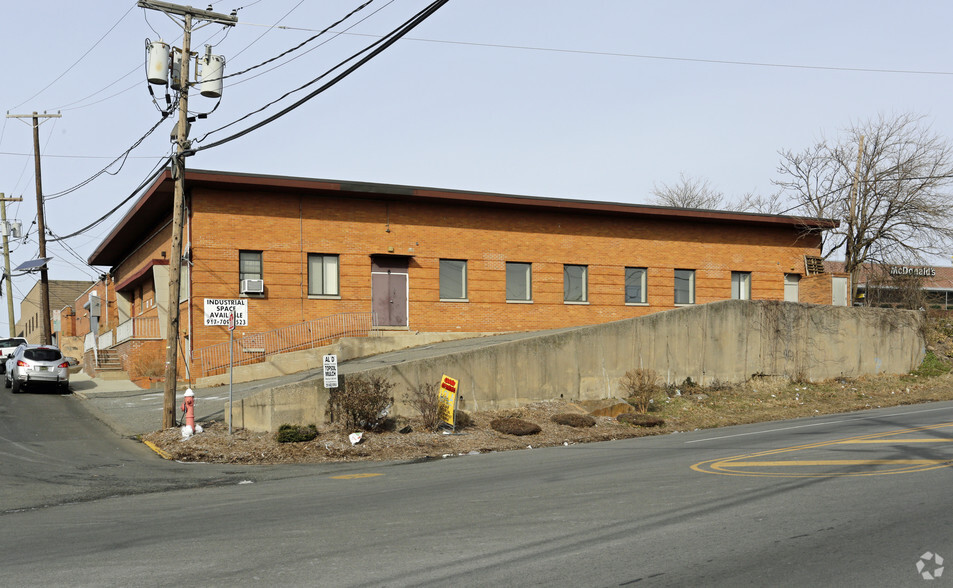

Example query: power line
[11,5,137,110]
[224,0,395,91]
[43,114,170,201]
[241,19,953,77]
[223,0,376,80]
[194,0,450,152]
[47,155,172,243]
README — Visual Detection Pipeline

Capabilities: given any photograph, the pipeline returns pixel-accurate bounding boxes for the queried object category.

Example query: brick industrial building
[84,169,839,378]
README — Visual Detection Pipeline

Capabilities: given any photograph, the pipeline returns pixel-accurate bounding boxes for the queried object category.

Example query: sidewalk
[71,371,308,438]
[72,327,577,437]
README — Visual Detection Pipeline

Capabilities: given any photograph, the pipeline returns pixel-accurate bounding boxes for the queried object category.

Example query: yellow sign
[437,374,458,426]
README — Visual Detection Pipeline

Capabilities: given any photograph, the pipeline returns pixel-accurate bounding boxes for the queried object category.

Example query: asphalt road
[4,396,953,586]
[0,387,323,513]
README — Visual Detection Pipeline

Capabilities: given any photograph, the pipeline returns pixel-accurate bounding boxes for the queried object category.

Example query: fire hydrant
[180,388,195,431]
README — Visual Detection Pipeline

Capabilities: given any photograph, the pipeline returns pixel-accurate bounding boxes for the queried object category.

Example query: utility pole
[6,112,61,345]
[847,135,865,305]
[0,194,23,337]
[137,0,236,429]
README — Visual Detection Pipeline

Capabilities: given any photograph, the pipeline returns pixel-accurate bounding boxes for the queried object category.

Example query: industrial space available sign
[204,298,248,326]
[437,374,458,427]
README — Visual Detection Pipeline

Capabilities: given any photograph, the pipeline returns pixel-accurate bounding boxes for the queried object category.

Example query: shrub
[912,350,952,378]
[326,375,395,431]
[620,368,662,413]
[551,413,596,428]
[275,424,319,443]
[403,382,441,430]
[490,417,541,436]
[617,413,665,427]
[127,344,166,379]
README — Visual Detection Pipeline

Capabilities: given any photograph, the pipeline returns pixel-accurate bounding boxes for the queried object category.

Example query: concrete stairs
[94,349,128,380]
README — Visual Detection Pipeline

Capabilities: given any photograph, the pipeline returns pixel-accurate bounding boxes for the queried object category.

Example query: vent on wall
[240,279,264,294]
[804,255,825,275]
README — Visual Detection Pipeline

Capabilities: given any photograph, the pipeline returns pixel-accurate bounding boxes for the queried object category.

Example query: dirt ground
[141,370,953,465]
[142,400,660,464]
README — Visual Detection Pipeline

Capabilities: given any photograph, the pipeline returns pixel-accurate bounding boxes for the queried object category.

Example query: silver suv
[0,337,27,374]
[5,344,70,393]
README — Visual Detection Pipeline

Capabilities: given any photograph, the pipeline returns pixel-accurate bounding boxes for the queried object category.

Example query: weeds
[620,368,662,413]
[404,381,441,430]
[326,374,395,431]
[275,424,318,443]
[911,350,951,378]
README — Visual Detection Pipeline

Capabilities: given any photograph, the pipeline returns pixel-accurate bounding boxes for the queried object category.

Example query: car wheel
[11,378,21,394]
[59,382,70,394]
[3,374,9,389]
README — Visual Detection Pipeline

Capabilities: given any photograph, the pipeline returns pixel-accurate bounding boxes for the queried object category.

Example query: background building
[16,279,95,344]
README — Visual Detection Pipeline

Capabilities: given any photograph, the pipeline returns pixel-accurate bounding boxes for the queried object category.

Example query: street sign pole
[228,310,235,434]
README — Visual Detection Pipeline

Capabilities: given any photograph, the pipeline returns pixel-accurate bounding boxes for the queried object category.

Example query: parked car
[0,337,27,374]
[5,344,70,393]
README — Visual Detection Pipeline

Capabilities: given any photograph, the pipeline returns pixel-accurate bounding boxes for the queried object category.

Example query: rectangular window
[506,262,532,302]
[439,259,467,300]
[239,250,263,281]
[674,269,695,305]
[308,254,339,296]
[625,267,647,304]
[564,264,588,302]
[731,271,751,300]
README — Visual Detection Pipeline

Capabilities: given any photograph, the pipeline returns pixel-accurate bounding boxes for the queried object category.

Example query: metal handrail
[193,312,374,378]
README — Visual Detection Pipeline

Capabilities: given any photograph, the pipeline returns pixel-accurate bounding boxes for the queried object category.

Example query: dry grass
[141,369,953,465]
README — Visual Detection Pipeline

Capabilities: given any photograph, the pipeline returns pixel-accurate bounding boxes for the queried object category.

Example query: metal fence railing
[116,317,161,343]
[193,312,375,378]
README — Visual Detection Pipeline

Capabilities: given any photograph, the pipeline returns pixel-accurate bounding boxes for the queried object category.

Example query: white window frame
[506,262,532,302]
[239,250,262,282]
[439,259,468,301]
[625,267,647,305]
[731,271,751,300]
[674,269,695,305]
[564,264,588,304]
[308,253,340,298]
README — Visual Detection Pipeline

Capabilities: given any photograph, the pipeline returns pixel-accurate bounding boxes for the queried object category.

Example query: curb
[141,439,173,460]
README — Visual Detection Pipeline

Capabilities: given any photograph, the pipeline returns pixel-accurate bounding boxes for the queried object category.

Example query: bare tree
[774,113,953,293]
[735,190,786,214]
[652,173,725,209]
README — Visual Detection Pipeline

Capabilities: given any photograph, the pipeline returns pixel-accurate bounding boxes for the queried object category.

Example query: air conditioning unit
[240,279,264,295]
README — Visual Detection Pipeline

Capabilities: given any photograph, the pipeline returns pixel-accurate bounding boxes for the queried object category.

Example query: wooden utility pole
[847,135,865,305]
[6,112,61,344]
[137,0,236,428]
[0,194,23,337]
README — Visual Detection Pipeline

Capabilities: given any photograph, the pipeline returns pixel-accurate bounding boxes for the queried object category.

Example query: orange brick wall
[181,187,823,349]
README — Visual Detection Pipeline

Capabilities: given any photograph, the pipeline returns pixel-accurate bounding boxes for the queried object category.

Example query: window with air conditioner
[239,250,263,295]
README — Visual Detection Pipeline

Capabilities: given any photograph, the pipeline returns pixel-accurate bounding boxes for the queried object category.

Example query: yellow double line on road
[692,422,953,478]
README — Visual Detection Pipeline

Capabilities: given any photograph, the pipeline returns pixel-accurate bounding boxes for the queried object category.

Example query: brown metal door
[371,257,409,327]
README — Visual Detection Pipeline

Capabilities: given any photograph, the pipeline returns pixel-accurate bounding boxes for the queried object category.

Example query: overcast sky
[2,0,953,335]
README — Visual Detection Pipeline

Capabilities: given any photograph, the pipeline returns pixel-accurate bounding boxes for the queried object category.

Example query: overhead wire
[43,114,171,201]
[46,155,172,243]
[223,0,373,79]
[193,0,451,152]
[223,0,395,90]
[11,5,137,110]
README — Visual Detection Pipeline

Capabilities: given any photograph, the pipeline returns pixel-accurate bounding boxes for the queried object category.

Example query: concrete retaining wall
[197,331,502,388]
[230,301,926,431]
